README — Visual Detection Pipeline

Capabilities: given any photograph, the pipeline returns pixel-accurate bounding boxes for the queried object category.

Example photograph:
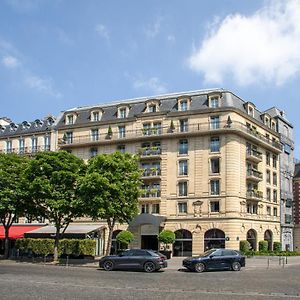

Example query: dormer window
[145,100,160,113]
[0,125,5,132]
[209,95,220,108]
[47,117,55,126]
[271,120,276,131]
[177,98,190,112]
[91,110,102,122]
[118,106,129,119]
[245,102,255,117]
[22,121,31,130]
[34,119,43,128]
[10,123,18,131]
[265,117,269,127]
[66,114,76,125]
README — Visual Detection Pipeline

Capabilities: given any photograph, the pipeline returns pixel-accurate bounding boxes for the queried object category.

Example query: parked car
[182,249,246,273]
[99,249,168,272]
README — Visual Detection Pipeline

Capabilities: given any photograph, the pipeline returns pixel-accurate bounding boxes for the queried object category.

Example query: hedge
[259,240,268,252]
[239,240,251,253]
[116,231,134,247]
[16,239,96,257]
[273,241,282,252]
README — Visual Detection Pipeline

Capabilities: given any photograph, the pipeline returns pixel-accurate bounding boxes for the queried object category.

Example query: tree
[78,152,141,255]
[0,154,29,258]
[116,230,134,250]
[157,230,175,251]
[24,151,86,262]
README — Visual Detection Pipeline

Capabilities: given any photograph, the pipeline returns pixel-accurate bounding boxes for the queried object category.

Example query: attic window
[0,125,5,132]
[91,110,102,122]
[34,119,43,127]
[65,114,76,125]
[271,120,276,131]
[209,95,220,108]
[177,98,190,112]
[264,117,269,127]
[146,100,160,113]
[118,106,129,119]
[248,106,254,117]
[22,121,31,129]
[10,123,18,131]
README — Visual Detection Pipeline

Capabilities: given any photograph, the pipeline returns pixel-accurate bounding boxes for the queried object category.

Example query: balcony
[139,147,162,158]
[140,189,161,198]
[141,168,161,178]
[246,169,263,182]
[0,146,51,156]
[246,190,263,201]
[246,149,263,163]
[58,121,282,152]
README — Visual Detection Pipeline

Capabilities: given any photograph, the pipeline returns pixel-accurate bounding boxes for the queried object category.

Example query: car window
[202,249,215,257]
[121,250,134,256]
[131,249,149,256]
[222,250,236,256]
[211,249,222,256]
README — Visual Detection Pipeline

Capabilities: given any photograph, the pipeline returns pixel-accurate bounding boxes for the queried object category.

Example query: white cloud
[188,0,300,86]
[133,76,167,94]
[25,75,62,98]
[145,17,163,38]
[95,24,110,41]
[2,55,20,68]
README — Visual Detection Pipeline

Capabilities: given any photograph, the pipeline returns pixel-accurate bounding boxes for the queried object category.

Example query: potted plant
[157,230,175,259]
[107,125,113,139]
[116,230,134,253]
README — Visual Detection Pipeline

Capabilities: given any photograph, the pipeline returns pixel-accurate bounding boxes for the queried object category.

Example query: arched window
[110,230,123,255]
[247,229,257,251]
[173,229,192,257]
[204,229,225,250]
[264,230,273,251]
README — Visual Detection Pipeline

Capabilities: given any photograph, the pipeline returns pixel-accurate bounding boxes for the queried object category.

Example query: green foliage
[259,240,268,252]
[273,241,282,252]
[116,230,134,247]
[239,240,251,253]
[158,230,176,245]
[16,238,96,257]
[78,152,141,255]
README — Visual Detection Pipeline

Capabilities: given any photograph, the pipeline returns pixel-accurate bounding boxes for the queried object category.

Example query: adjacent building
[264,108,294,251]
[55,89,282,255]
[293,162,300,251]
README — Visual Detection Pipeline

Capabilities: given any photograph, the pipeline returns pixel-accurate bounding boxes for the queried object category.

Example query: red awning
[0,225,44,240]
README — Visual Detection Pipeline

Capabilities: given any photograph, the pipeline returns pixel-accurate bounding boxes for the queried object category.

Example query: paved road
[0,261,300,300]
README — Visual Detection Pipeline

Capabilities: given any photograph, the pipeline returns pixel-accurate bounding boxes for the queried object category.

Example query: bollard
[267,258,270,269]
[66,255,69,267]
[279,256,281,266]
[286,256,288,265]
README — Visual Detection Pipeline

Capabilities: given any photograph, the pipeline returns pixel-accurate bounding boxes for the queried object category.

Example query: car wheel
[144,261,156,273]
[194,262,205,273]
[231,262,241,271]
[103,260,114,271]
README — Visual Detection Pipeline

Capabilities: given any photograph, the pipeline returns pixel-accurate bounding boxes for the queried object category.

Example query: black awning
[129,214,166,227]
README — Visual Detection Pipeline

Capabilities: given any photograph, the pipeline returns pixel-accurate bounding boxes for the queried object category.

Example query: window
[179,119,188,132]
[152,204,160,214]
[266,188,271,201]
[178,181,188,197]
[66,114,75,125]
[273,207,278,217]
[19,138,25,154]
[153,122,162,135]
[210,116,220,129]
[210,158,220,173]
[118,126,126,138]
[267,206,271,216]
[210,137,220,152]
[118,107,127,119]
[266,152,270,166]
[272,155,277,168]
[6,140,12,153]
[209,96,219,108]
[248,106,254,117]
[91,129,99,141]
[44,135,50,151]
[143,123,151,136]
[31,137,38,153]
[117,145,126,153]
[179,139,188,155]
[141,204,150,214]
[247,203,258,214]
[65,132,73,144]
[286,199,292,208]
[91,111,100,122]
[178,202,187,213]
[178,160,188,176]
[284,144,291,154]
[266,170,271,184]
[210,180,220,195]
[285,214,292,224]
[90,148,98,157]
[273,172,277,186]
[179,100,188,111]
[210,201,220,212]
[273,190,277,203]
[148,104,156,113]
[271,121,276,131]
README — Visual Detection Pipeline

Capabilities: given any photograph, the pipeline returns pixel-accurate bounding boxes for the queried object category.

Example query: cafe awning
[129,213,166,227]
[0,225,45,240]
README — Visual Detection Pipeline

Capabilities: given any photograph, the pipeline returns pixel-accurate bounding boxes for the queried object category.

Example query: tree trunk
[53,227,60,263]
[4,227,10,259]
[105,220,115,256]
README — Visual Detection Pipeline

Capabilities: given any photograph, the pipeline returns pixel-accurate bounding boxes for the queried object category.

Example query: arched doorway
[204,229,225,250]
[110,230,122,254]
[264,230,273,251]
[247,229,257,251]
[173,229,192,257]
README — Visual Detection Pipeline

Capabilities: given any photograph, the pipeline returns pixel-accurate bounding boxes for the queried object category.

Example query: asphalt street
[0,261,300,300]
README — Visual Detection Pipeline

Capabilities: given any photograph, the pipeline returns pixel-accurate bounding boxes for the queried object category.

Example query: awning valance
[0,225,45,240]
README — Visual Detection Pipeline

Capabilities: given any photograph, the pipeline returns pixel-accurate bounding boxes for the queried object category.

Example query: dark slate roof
[56,88,276,128]
[0,116,56,138]
[264,107,293,128]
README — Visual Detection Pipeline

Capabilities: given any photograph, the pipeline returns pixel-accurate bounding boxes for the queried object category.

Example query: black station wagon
[182,249,246,273]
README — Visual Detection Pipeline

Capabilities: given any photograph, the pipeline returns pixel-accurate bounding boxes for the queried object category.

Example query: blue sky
[0,0,300,155]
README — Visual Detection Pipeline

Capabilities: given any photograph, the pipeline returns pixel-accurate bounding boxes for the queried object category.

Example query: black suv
[99,249,167,273]
[182,249,245,273]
